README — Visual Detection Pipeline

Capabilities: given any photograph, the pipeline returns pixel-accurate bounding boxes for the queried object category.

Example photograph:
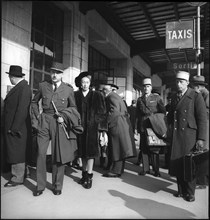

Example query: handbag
[146,128,170,146]
[183,149,209,182]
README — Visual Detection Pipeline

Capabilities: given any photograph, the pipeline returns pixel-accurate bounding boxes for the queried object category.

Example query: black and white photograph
[1,1,209,219]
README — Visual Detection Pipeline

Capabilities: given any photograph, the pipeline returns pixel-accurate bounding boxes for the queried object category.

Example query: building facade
[1,1,163,106]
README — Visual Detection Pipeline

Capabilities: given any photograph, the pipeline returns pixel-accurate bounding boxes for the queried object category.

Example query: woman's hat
[192,75,208,86]
[6,65,25,77]
[75,71,92,87]
[50,62,64,73]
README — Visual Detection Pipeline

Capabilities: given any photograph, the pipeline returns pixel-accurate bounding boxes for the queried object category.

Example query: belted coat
[3,80,32,163]
[31,81,79,164]
[167,88,207,176]
[136,93,166,133]
[105,92,137,161]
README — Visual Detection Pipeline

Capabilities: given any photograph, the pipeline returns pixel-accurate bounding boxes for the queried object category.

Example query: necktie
[53,83,57,92]
[177,92,182,102]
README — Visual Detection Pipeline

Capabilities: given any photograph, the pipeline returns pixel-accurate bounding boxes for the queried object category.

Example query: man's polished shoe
[53,189,62,195]
[173,192,183,198]
[185,194,195,202]
[33,190,44,197]
[153,172,161,177]
[4,181,23,187]
[102,172,121,178]
[138,170,151,176]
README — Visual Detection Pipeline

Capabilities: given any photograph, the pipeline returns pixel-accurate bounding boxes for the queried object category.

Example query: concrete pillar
[1,1,32,99]
[126,58,133,106]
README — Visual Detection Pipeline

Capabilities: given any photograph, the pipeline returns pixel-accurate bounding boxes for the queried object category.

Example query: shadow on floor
[108,189,196,219]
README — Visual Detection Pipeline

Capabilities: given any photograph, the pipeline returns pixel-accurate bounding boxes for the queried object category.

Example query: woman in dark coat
[74,72,108,189]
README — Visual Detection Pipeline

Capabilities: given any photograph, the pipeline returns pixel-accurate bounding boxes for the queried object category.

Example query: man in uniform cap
[136,77,166,177]
[3,65,32,187]
[167,71,207,202]
[31,61,80,196]
[191,75,209,189]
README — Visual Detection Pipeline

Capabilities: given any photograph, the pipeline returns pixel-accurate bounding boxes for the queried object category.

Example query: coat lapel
[175,88,193,110]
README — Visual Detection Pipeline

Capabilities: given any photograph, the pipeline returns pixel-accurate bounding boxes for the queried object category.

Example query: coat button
[182,128,184,130]
[184,110,187,112]
[175,119,177,122]
[174,128,177,130]
[183,118,186,121]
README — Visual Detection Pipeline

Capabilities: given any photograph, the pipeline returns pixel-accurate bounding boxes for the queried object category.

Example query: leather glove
[8,130,21,138]
[99,131,108,146]
[32,127,38,135]
[195,140,205,151]
[57,116,64,123]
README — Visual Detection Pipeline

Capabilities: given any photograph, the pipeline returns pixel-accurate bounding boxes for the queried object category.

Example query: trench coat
[167,88,207,177]
[74,89,108,158]
[31,81,78,164]
[3,79,32,164]
[106,92,137,161]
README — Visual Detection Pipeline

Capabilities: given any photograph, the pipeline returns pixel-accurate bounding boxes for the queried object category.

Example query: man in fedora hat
[191,75,209,189]
[3,65,32,187]
[31,61,81,196]
[136,77,166,177]
[102,83,137,178]
[167,71,207,202]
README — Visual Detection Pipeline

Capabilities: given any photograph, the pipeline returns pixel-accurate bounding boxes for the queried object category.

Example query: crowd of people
[2,63,209,203]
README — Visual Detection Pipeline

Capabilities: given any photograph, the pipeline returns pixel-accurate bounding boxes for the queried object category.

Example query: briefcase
[146,128,170,146]
[183,149,209,182]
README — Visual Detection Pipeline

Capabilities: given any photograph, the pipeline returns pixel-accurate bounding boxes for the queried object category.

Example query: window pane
[45,16,54,37]
[54,42,63,62]
[45,54,53,72]
[45,37,54,57]
[32,2,45,32]
[34,51,43,70]
[34,31,44,53]
[44,73,51,83]
[33,71,43,90]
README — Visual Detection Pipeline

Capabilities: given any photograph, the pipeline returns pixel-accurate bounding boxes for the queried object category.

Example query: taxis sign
[166,20,194,49]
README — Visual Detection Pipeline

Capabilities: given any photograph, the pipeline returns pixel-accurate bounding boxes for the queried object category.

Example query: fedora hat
[50,62,64,73]
[192,75,208,86]
[109,84,119,90]
[6,65,25,77]
[75,71,92,87]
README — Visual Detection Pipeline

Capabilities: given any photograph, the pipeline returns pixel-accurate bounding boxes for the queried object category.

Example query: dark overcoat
[31,81,78,164]
[167,88,207,177]
[136,93,166,133]
[3,79,32,163]
[74,90,108,158]
[106,92,137,161]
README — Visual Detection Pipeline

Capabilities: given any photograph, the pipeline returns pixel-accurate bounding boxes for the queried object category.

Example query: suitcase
[183,149,209,182]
